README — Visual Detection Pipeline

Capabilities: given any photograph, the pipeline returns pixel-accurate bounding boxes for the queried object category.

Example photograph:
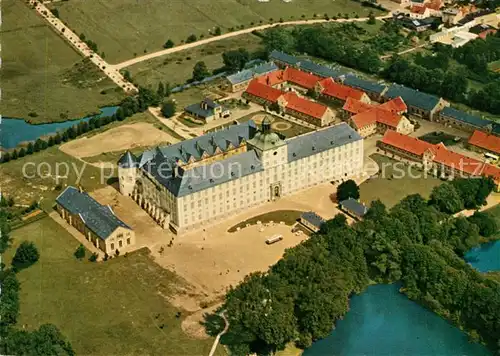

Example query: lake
[303,242,499,356]
[303,284,491,356]
[1,106,118,150]
[464,240,500,273]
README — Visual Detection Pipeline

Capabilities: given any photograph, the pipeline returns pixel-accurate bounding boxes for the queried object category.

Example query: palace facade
[118,119,364,234]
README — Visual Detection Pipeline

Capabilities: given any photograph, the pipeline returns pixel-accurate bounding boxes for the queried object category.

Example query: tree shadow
[201,312,224,337]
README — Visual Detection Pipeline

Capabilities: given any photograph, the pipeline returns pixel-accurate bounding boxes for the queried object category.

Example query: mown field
[2,0,125,123]
[48,0,381,63]
[5,217,223,356]
[360,154,442,208]
[127,34,264,88]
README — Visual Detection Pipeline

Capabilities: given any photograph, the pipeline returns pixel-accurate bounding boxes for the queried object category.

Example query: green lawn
[0,146,108,208]
[2,0,124,123]
[126,34,264,87]
[5,217,219,355]
[48,0,380,63]
[228,210,303,232]
[360,154,442,208]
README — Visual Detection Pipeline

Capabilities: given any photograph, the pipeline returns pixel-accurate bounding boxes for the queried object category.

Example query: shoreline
[3,104,120,125]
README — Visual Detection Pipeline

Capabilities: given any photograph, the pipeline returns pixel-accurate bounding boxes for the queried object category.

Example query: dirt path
[28,0,137,93]
[380,43,428,60]
[454,193,500,218]
[113,14,392,69]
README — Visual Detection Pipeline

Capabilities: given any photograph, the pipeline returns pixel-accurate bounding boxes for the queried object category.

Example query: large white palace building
[118,118,364,234]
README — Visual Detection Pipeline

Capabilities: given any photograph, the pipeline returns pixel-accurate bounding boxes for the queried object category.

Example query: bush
[89,253,98,262]
[161,100,177,118]
[163,39,174,49]
[74,244,85,260]
[336,179,360,202]
[12,241,40,270]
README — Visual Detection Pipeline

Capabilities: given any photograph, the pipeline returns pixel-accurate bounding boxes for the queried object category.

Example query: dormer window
[188,185,192,190]
[312,146,316,151]
[251,165,255,170]
[292,153,296,157]
[231,172,235,177]
[209,178,214,183]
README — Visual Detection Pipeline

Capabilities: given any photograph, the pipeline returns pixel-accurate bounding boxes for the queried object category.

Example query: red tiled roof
[283,67,321,89]
[342,97,373,115]
[283,92,327,119]
[319,78,366,101]
[478,28,497,39]
[245,79,283,102]
[256,70,286,86]
[469,130,500,154]
[411,5,428,14]
[381,130,436,156]
[381,130,500,181]
[378,96,407,114]
[352,108,402,129]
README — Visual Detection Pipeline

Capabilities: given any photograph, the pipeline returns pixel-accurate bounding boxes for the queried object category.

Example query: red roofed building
[342,97,373,117]
[257,67,321,91]
[315,78,370,104]
[351,107,414,137]
[342,96,413,137]
[280,92,335,127]
[468,130,500,155]
[243,79,335,127]
[379,130,500,188]
[243,79,283,106]
[378,96,407,115]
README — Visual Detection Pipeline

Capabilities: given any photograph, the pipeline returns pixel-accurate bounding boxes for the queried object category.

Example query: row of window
[110,238,131,251]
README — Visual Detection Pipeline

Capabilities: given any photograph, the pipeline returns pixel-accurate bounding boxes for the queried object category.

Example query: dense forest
[0,205,75,355]
[220,177,500,355]
[262,24,500,115]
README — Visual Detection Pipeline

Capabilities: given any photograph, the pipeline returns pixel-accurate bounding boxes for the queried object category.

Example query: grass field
[2,0,124,123]
[360,154,442,208]
[5,217,222,355]
[228,210,302,232]
[126,34,264,87]
[0,146,109,208]
[48,0,381,63]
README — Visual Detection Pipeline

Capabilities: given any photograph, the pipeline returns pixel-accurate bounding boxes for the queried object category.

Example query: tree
[123,70,132,82]
[367,11,376,24]
[429,183,464,214]
[26,142,34,155]
[468,211,498,237]
[186,34,197,43]
[164,82,172,97]
[2,324,75,356]
[192,61,210,81]
[336,179,360,202]
[163,39,174,49]
[2,152,11,163]
[222,48,250,72]
[74,245,85,260]
[12,241,40,270]
[18,148,26,158]
[157,82,165,97]
[89,253,98,262]
[264,28,296,53]
[161,100,177,118]
[213,26,222,36]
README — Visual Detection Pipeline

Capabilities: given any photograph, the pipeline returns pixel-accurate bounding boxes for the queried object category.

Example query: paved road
[29,0,137,93]
[113,14,392,70]
[208,312,229,356]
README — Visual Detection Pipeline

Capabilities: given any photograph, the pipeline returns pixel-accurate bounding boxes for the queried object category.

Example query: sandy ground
[60,122,177,158]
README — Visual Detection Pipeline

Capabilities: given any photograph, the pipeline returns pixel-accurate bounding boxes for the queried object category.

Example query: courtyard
[237,111,315,138]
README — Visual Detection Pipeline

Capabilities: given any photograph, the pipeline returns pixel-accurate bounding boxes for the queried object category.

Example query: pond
[464,240,500,273]
[303,242,499,356]
[1,106,118,150]
[303,284,491,356]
